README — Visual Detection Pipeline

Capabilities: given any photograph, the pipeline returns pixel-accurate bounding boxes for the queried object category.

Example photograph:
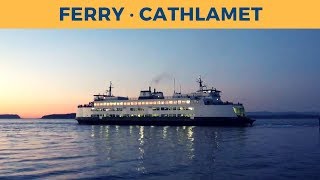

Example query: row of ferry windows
[94,100,191,107]
[92,107,194,112]
[92,114,194,118]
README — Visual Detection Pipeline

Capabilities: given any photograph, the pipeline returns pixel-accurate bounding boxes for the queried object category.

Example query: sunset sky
[1,30,320,118]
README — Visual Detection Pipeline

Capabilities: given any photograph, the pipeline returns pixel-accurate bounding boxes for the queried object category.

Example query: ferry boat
[76,77,255,126]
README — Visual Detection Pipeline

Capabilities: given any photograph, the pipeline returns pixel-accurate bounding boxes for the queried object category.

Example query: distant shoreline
[0,114,21,119]
[41,113,76,119]
[248,115,320,119]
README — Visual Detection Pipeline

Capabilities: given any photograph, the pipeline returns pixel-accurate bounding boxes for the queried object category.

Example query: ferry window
[161,101,165,105]
[169,101,173,104]
[161,107,165,111]
[119,102,123,105]
[174,101,177,104]
[173,107,177,110]
[157,101,161,104]
[142,102,145,105]
[178,100,182,104]
[186,100,191,104]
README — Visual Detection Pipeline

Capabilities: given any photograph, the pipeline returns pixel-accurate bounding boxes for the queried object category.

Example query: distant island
[0,114,21,119]
[247,112,320,119]
[41,113,76,119]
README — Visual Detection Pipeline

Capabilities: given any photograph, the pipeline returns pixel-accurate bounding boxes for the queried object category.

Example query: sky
[0,30,320,118]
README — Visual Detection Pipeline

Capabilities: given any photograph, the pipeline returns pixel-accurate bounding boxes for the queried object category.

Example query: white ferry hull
[76,78,254,127]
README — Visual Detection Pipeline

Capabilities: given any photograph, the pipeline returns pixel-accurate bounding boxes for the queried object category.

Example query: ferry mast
[197,76,206,91]
[106,81,113,97]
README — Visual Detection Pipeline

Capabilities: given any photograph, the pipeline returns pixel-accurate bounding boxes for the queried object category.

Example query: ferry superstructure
[76,77,254,126]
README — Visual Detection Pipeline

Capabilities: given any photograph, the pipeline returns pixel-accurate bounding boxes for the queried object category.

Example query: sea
[0,119,319,179]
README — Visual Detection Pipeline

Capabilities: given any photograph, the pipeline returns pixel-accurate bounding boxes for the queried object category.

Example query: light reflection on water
[0,119,319,179]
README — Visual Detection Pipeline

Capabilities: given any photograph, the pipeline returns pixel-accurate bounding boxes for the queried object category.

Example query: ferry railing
[127,96,191,100]
[94,96,193,101]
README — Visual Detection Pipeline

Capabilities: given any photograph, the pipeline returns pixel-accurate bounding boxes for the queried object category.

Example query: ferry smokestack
[149,86,151,92]
[154,88,156,93]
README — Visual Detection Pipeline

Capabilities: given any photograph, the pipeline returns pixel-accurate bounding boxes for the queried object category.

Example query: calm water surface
[0,119,319,179]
